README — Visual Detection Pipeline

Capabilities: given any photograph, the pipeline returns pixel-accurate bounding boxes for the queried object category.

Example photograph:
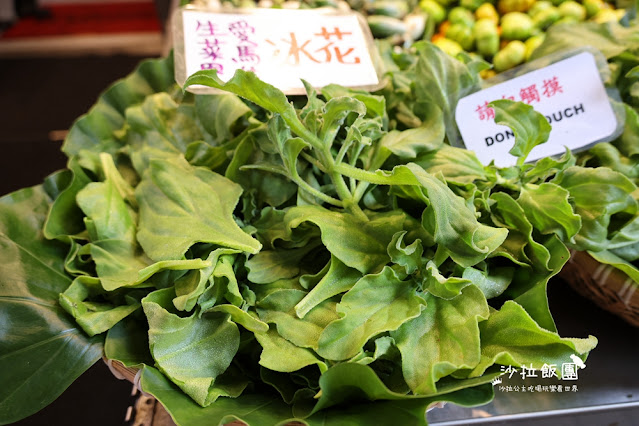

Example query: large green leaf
[316,267,425,361]
[141,365,299,426]
[43,159,93,240]
[184,69,318,149]
[471,301,598,377]
[489,100,551,166]
[413,42,482,143]
[142,361,497,426]
[124,94,215,162]
[254,327,327,373]
[194,93,253,143]
[392,285,489,395]
[58,275,141,336]
[142,288,241,406]
[257,289,339,349]
[517,183,581,242]
[284,205,407,274]
[554,166,637,251]
[407,164,508,267]
[309,362,496,418]
[0,185,102,424]
[377,102,445,163]
[490,192,550,269]
[173,249,239,312]
[104,317,154,367]
[63,55,175,156]
[416,145,491,184]
[76,177,204,292]
[136,157,261,260]
[77,180,136,243]
[294,256,362,318]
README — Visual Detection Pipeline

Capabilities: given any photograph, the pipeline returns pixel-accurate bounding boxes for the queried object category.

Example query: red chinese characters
[475,101,495,121]
[542,76,563,97]
[196,20,226,73]
[475,76,564,121]
[195,19,260,74]
[266,26,361,66]
[229,20,259,72]
[519,84,540,104]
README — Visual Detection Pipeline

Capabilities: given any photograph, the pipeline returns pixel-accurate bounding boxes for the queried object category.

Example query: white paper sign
[175,8,382,94]
[455,52,620,167]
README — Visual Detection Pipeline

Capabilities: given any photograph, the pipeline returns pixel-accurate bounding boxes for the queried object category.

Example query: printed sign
[455,51,620,167]
[174,7,383,94]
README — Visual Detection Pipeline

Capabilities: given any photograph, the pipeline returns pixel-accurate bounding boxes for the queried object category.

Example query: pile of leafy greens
[524,21,639,282]
[379,19,639,288]
[9,37,638,425]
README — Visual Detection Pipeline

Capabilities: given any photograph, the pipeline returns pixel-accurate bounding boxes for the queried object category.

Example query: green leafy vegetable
[489,100,551,166]
[136,157,262,260]
[316,266,425,361]
[471,301,597,377]
[392,285,489,394]
[2,45,612,426]
[143,288,241,406]
[0,184,102,423]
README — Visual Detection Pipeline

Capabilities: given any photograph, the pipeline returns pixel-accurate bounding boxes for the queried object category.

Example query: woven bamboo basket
[105,359,175,426]
[561,250,639,327]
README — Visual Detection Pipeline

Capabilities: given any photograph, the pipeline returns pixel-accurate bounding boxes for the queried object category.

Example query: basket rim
[561,250,639,327]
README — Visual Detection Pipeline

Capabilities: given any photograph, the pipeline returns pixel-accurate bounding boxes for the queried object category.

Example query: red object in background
[1,2,161,38]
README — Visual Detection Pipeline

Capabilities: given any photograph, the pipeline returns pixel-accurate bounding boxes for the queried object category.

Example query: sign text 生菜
[455,52,620,167]
[178,9,381,94]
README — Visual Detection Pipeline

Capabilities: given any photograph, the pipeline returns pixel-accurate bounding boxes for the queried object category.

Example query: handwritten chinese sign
[455,51,621,167]
[177,8,382,94]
